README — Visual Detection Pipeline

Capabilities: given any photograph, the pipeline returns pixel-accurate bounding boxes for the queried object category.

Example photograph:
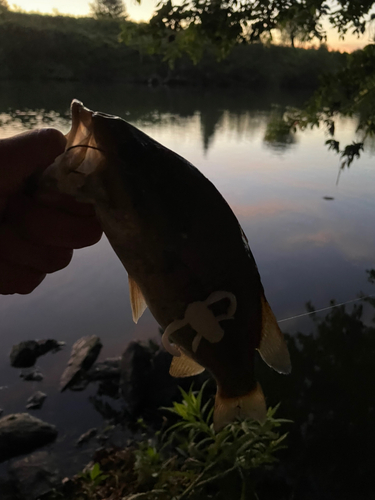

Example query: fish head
[42,100,139,208]
[41,100,177,274]
[43,100,172,224]
[40,101,101,201]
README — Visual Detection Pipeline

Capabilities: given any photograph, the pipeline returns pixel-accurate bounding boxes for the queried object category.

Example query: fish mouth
[65,100,106,177]
[41,100,107,201]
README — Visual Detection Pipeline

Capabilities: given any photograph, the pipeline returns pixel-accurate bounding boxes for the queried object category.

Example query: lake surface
[0,82,374,479]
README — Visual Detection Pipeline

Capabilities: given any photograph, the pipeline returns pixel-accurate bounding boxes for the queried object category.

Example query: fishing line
[277,293,375,324]
[66,144,104,152]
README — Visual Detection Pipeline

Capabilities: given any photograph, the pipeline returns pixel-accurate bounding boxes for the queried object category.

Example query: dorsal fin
[169,350,205,378]
[128,275,147,323]
[257,293,291,374]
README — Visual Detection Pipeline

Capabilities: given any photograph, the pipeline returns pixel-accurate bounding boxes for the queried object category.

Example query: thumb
[0,128,66,196]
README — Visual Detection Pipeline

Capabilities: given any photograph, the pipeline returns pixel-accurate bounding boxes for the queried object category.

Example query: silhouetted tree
[0,0,9,13]
[90,0,126,19]
[126,0,375,164]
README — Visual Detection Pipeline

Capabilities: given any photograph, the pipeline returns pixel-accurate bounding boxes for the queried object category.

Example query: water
[0,82,374,481]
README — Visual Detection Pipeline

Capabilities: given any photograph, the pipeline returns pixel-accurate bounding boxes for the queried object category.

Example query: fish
[44,100,291,431]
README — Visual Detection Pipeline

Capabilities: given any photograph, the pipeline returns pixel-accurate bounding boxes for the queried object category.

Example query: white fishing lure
[162,291,237,356]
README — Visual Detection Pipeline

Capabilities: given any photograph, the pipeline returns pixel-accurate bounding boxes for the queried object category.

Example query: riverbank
[0,11,345,88]
[1,293,374,500]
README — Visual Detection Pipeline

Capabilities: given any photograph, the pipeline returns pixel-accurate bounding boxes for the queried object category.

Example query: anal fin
[169,349,205,378]
[258,293,291,374]
[213,383,267,431]
[128,275,147,324]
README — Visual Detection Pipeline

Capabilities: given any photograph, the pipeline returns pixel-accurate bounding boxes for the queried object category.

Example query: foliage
[0,0,8,17]
[38,269,375,500]
[0,11,344,90]
[0,11,163,83]
[90,0,127,20]
[126,1,375,64]
[79,462,109,489]
[367,269,375,283]
[129,0,375,163]
[264,111,297,147]
[47,385,289,500]
[265,43,375,167]
[131,384,290,499]
[275,5,322,48]
[256,276,375,499]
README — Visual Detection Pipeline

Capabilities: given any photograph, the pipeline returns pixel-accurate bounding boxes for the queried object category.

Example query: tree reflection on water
[0,81,310,152]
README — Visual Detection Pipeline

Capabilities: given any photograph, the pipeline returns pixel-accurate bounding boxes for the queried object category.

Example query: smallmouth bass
[45,100,291,430]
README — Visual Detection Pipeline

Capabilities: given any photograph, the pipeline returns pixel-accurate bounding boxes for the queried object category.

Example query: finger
[0,128,66,196]
[36,189,96,217]
[0,225,73,274]
[0,259,46,295]
[6,194,102,249]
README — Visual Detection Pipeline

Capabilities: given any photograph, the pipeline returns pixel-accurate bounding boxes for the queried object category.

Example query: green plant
[79,462,109,489]
[133,383,291,499]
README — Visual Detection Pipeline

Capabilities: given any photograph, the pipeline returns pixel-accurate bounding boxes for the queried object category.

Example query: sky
[11,0,158,22]
[9,0,371,52]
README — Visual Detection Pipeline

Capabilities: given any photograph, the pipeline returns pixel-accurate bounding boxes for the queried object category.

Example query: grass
[45,383,290,500]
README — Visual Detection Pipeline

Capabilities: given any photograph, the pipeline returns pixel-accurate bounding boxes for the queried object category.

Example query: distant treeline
[0,11,346,89]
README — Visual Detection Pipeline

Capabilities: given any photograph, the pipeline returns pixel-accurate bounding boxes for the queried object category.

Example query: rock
[120,341,153,415]
[0,477,18,500]
[0,413,58,462]
[149,349,182,407]
[96,424,130,449]
[87,357,122,381]
[9,451,60,500]
[38,338,64,352]
[120,340,209,420]
[60,335,102,391]
[76,427,97,446]
[69,377,90,391]
[64,356,121,392]
[10,341,42,368]
[20,368,43,382]
[26,391,47,410]
[10,339,64,368]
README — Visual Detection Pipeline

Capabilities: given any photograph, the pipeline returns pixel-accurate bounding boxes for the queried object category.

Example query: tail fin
[213,383,267,431]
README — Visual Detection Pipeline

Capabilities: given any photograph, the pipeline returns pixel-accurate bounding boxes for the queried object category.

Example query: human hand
[0,128,102,294]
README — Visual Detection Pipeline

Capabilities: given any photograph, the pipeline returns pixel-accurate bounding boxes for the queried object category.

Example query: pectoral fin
[213,383,267,431]
[128,275,147,323]
[258,293,291,374]
[169,350,205,378]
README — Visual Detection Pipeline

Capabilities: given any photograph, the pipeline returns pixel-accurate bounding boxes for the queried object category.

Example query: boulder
[87,357,121,381]
[26,391,47,410]
[120,341,153,415]
[76,427,97,446]
[10,339,64,368]
[120,340,209,420]
[64,356,122,392]
[0,413,57,462]
[20,368,43,382]
[0,477,17,500]
[9,451,60,500]
[149,349,182,407]
[60,335,102,391]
